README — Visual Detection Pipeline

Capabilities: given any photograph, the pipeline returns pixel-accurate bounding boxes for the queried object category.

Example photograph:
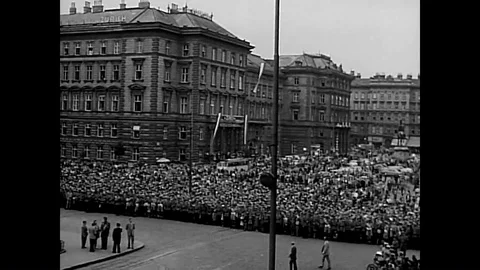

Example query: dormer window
[295,61,302,66]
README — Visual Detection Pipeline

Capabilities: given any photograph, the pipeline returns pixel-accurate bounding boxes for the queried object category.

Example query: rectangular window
[180,97,188,114]
[73,124,79,136]
[133,95,142,112]
[220,69,227,87]
[319,110,325,121]
[183,44,189,56]
[293,109,299,120]
[230,53,236,65]
[165,41,170,55]
[85,124,91,136]
[212,48,217,61]
[132,125,141,139]
[87,42,93,55]
[294,77,299,85]
[75,43,80,55]
[110,149,116,160]
[136,40,143,53]
[293,92,299,102]
[111,123,118,137]
[99,65,106,81]
[113,65,120,81]
[96,146,103,159]
[61,122,67,135]
[311,93,316,104]
[73,94,79,111]
[61,145,66,157]
[86,65,93,80]
[114,41,119,54]
[238,74,244,90]
[200,66,206,84]
[64,43,69,55]
[85,94,92,111]
[179,127,187,140]
[163,97,169,113]
[211,67,217,86]
[74,65,80,81]
[181,68,189,83]
[199,128,204,140]
[373,93,377,99]
[222,50,227,63]
[135,63,142,80]
[261,107,266,119]
[97,123,104,137]
[62,94,68,110]
[63,66,69,81]
[320,94,325,104]
[201,45,206,58]
[238,101,243,115]
[72,145,78,158]
[163,127,168,140]
[200,99,205,115]
[132,148,140,161]
[230,71,236,89]
[164,63,171,82]
[229,100,233,115]
[111,95,119,112]
[98,95,105,111]
[210,97,216,115]
[101,41,106,55]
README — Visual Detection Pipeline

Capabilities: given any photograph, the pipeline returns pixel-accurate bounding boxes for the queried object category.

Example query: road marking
[129,231,246,270]
[211,259,242,270]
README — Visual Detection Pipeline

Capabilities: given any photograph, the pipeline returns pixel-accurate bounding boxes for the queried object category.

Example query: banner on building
[243,114,248,145]
[213,112,222,139]
[252,62,265,93]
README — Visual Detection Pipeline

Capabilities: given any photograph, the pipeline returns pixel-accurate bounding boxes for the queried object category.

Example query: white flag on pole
[252,62,265,93]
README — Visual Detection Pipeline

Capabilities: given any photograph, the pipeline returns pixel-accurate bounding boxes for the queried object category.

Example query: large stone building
[60,0,264,163]
[349,73,420,148]
[276,53,355,155]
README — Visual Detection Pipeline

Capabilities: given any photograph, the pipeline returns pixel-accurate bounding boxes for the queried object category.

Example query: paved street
[61,209,419,270]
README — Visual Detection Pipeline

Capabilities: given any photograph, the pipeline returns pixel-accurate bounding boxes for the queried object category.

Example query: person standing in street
[319,237,331,269]
[93,220,100,249]
[289,241,298,270]
[112,223,122,253]
[100,217,111,250]
[126,218,135,249]
[81,220,88,249]
[88,222,96,252]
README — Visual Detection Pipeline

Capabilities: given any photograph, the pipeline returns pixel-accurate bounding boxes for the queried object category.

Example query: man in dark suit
[112,223,122,253]
[289,241,298,270]
[101,217,111,250]
[88,222,97,252]
[81,220,88,249]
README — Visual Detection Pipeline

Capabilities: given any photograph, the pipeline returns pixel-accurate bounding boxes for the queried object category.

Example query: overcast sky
[61,0,420,78]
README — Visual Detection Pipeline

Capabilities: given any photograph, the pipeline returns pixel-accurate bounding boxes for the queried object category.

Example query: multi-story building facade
[277,53,355,155]
[349,73,420,147]
[60,1,255,163]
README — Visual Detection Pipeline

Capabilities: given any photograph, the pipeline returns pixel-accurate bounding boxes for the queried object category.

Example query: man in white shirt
[319,237,331,269]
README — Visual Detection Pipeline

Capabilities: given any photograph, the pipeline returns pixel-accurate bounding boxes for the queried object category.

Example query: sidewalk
[60,230,144,270]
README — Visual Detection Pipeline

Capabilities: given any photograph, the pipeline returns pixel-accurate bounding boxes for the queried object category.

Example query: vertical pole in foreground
[269,0,280,269]
[189,98,194,193]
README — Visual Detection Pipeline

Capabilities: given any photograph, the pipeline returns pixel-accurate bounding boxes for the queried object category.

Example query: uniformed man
[318,237,331,269]
[289,242,298,270]
[126,218,135,249]
[88,222,97,252]
[81,220,88,249]
[100,217,111,250]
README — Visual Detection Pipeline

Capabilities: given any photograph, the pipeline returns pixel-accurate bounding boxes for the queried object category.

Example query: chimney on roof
[92,0,103,13]
[69,2,77,15]
[120,0,126,9]
[138,0,150,8]
[356,73,361,78]
[350,70,355,76]
[397,73,403,79]
[84,1,92,13]
[406,74,413,80]
[379,73,385,79]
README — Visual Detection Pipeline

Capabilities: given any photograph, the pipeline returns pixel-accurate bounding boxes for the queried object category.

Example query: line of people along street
[60,149,420,252]
[79,216,135,253]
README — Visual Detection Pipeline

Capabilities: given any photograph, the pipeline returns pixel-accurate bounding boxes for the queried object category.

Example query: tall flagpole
[269,0,280,269]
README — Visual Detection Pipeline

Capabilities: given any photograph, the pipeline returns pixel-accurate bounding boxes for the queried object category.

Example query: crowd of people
[60,148,420,256]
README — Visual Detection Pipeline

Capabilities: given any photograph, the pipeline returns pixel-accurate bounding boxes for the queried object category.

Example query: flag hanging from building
[252,62,265,93]
[243,114,248,145]
[213,112,222,140]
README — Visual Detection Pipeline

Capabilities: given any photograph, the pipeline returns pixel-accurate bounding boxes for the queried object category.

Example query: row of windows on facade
[62,40,247,67]
[352,113,420,123]
[291,76,350,90]
[352,102,420,111]
[352,92,420,101]
[352,125,420,135]
[302,92,349,107]
[60,144,140,161]
[61,63,248,88]
[291,108,349,123]
[60,122,208,141]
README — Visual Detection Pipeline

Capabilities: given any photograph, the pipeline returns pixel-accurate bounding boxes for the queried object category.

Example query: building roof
[61,7,239,40]
[351,78,420,88]
[279,53,342,72]
[247,54,274,73]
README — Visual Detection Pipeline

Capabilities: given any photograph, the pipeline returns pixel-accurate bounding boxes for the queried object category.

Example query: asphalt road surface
[61,209,420,270]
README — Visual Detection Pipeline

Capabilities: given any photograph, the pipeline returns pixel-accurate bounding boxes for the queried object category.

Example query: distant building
[277,53,355,155]
[349,73,420,148]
